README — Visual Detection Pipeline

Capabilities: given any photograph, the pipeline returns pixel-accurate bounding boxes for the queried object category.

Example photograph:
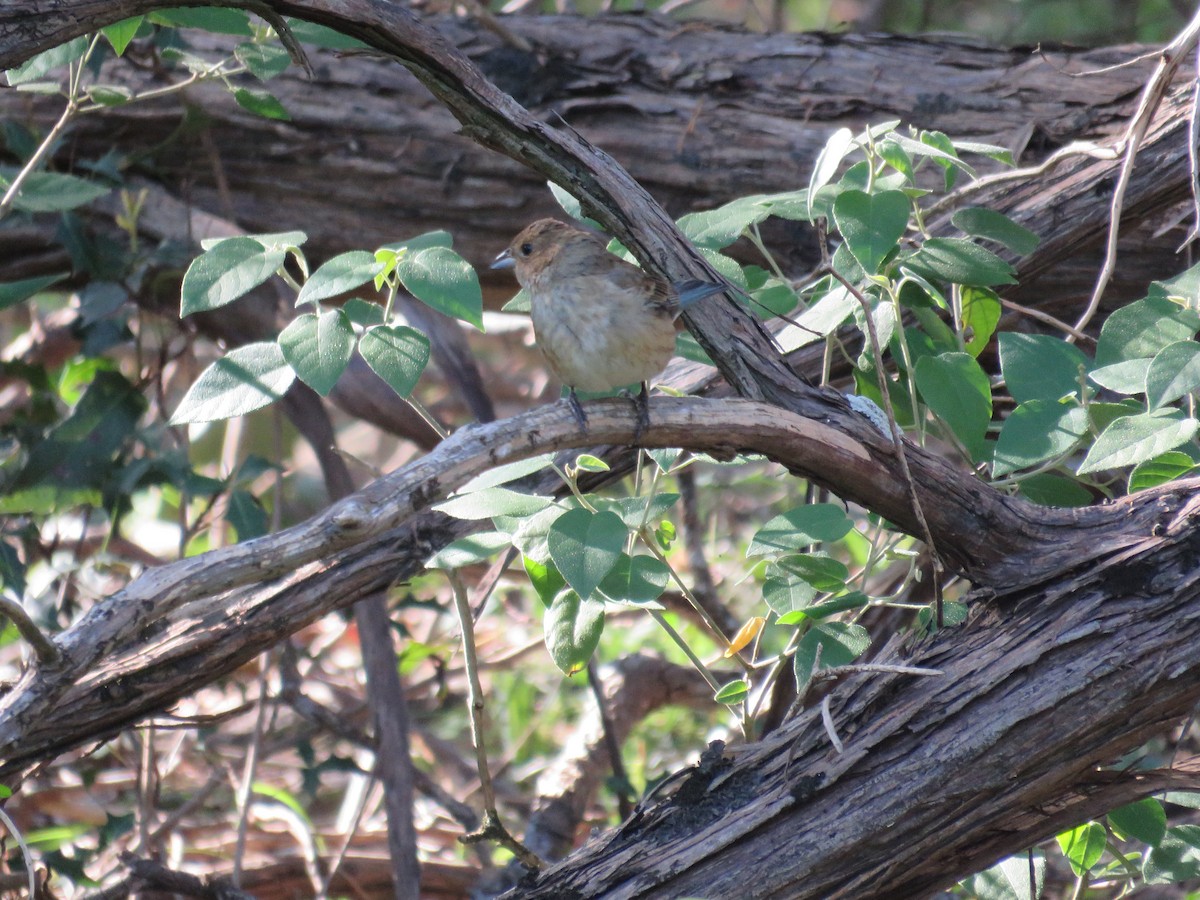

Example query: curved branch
[0,395,1189,779]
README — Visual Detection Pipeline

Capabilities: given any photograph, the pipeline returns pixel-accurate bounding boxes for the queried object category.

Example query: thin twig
[447,570,543,869]
[232,654,273,886]
[0,596,60,665]
[586,660,635,820]
[820,695,843,753]
[998,297,1094,343]
[829,268,945,627]
[1072,7,1200,338]
[811,663,943,683]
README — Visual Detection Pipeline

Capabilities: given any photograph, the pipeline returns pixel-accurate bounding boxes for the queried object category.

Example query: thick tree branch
[0,395,1189,780]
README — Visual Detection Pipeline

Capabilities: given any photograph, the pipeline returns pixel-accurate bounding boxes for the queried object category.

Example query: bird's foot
[631,382,650,442]
[567,389,589,431]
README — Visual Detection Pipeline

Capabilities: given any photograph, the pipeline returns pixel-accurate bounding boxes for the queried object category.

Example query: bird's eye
[520,243,534,256]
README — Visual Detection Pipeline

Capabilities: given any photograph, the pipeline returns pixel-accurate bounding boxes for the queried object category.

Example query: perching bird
[491,218,725,437]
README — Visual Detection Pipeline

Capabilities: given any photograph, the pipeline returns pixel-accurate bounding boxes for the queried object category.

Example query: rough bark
[0,11,1189,310]
[3,2,1200,898]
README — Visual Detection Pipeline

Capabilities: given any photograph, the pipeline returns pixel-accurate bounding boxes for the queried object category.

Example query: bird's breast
[529,278,678,392]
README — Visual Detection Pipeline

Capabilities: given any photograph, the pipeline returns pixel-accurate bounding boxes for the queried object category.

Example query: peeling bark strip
[3,2,1200,897]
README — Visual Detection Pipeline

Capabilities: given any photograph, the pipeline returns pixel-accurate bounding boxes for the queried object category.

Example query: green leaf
[1017,473,1094,507]
[544,591,605,675]
[1089,358,1151,395]
[831,190,909,275]
[434,487,552,520]
[1146,340,1200,408]
[763,576,818,615]
[780,283,856,351]
[678,196,771,250]
[951,207,1039,255]
[920,130,962,192]
[524,555,566,607]
[890,131,974,175]
[284,18,369,49]
[596,493,681,530]
[180,237,285,315]
[1144,825,1200,884]
[87,85,134,106]
[904,237,1016,286]
[0,541,26,598]
[751,279,799,318]
[1089,400,1141,433]
[775,554,850,591]
[227,490,268,541]
[397,246,483,329]
[1109,797,1167,847]
[278,310,355,396]
[295,251,383,306]
[748,503,854,556]
[779,590,870,624]
[958,853,1044,900]
[235,42,292,80]
[1129,451,1199,492]
[358,325,430,397]
[960,287,1002,357]
[573,454,610,473]
[876,138,914,183]
[951,138,1015,166]
[148,8,253,34]
[5,37,86,85]
[234,87,290,121]
[1056,821,1106,875]
[0,170,109,213]
[998,332,1090,404]
[914,352,992,461]
[342,298,385,327]
[1096,296,1200,367]
[714,680,749,705]
[992,400,1088,477]
[200,230,306,253]
[425,532,512,569]
[379,231,454,256]
[1078,409,1200,475]
[794,621,869,688]
[0,273,66,312]
[103,17,144,56]
[548,182,584,220]
[456,452,556,493]
[502,288,530,314]
[170,342,295,424]
[1150,260,1200,305]
[597,554,670,606]
[807,127,855,218]
[508,505,569,563]
[547,508,627,601]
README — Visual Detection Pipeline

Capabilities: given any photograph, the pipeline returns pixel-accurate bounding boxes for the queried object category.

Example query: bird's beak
[490,249,515,270]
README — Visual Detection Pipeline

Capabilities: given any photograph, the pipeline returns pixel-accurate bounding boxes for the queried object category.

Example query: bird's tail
[674,280,729,307]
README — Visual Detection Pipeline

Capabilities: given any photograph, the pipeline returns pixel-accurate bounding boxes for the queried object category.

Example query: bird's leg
[567,388,589,431]
[632,382,651,442]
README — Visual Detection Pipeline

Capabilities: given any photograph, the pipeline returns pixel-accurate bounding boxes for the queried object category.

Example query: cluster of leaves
[961,793,1200,897]
[170,228,482,425]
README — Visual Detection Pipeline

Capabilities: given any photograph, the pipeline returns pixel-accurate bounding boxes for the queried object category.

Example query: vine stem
[446,570,543,869]
[829,268,946,628]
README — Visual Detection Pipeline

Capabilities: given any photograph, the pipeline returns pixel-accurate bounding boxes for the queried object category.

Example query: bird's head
[491,218,599,287]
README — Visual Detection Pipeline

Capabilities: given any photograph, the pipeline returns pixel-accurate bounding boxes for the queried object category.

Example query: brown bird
[491,218,724,437]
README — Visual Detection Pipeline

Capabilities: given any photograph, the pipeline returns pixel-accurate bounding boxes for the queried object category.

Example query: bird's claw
[567,389,589,431]
[632,382,650,442]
